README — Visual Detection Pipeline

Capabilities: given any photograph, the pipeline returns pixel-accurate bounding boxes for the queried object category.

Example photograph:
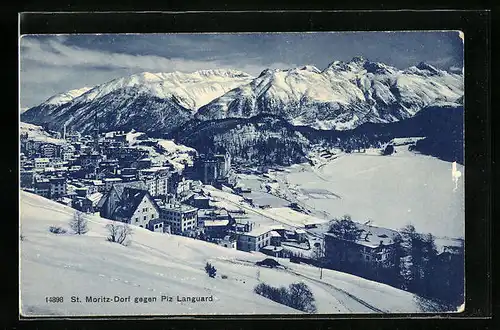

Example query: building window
[135,218,139,223]
[143,216,147,221]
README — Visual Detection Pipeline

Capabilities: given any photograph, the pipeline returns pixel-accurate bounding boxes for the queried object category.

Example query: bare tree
[70,210,88,235]
[106,221,132,245]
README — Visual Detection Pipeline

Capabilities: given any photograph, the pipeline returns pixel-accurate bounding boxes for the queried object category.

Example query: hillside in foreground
[19,191,443,316]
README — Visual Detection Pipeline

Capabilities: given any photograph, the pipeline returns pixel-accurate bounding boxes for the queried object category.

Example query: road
[203,186,324,240]
[216,257,387,314]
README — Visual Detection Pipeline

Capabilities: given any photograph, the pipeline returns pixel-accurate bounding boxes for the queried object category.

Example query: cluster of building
[21,126,460,277]
[20,127,291,253]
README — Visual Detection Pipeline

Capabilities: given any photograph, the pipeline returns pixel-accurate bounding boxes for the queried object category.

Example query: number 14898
[45,296,64,303]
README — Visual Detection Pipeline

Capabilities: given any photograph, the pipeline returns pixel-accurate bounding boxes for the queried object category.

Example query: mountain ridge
[21,59,463,135]
[195,58,463,131]
[21,69,254,135]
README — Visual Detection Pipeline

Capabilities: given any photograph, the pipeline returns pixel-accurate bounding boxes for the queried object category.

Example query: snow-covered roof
[270,231,281,237]
[325,222,400,248]
[140,166,169,173]
[103,178,122,182]
[87,192,103,206]
[239,225,279,238]
[161,203,197,213]
[295,229,306,234]
[198,209,229,217]
[262,245,284,252]
[112,189,153,219]
[204,220,230,227]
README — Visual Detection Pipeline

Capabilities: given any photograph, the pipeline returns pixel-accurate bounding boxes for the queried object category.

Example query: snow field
[20,191,439,316]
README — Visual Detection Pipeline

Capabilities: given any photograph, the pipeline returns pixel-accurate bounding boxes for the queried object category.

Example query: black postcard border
[6,9,493,329]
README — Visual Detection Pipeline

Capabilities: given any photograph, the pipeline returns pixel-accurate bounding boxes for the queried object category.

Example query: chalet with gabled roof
[112,188,160,229]
[98,181,149,219]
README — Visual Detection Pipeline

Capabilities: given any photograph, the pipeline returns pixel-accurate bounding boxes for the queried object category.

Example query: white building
[236,222,279,252]
[139,167,170,197]
[34,158,51,169]
[61,146,75,161]
[159,203,198,235]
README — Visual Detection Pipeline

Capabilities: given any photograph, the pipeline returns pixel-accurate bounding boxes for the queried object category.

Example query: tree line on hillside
[171,104,464,166]
[324,216,464,309]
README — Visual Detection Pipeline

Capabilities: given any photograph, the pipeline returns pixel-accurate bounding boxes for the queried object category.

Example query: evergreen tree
[328,215,363,241]
[205,262,217,278]
[387,233,406,288]
[70,210,88,235]
[421,233,438,296]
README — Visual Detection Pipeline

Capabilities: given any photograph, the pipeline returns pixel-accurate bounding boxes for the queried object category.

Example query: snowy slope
[45,87,93,106]
[19,191,442,316]
[78,70,253,111]
[196,58,463,130]
[20,87,92,126]
[19,122,68,146]
[126,136,197,171]
[21,70,254,135]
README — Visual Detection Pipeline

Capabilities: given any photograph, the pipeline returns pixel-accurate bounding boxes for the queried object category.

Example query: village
[20,124,403,266]
[19,123,463,306]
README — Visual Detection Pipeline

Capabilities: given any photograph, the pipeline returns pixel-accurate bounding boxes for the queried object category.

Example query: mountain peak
[415,62,440,74]
[258,68,282,77]
[298,65,321,73]
[362,61,396,75]
[350,56,367,64]
[324,60,350,72]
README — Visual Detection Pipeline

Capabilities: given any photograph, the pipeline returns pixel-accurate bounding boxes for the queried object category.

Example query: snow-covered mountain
[45,87,93,106]
[195,58,463,130]
[21,70,254,135]
[20,87,92,121]
[21,59,463,136]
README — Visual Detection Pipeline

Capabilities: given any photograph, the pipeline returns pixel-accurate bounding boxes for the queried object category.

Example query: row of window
[135,214,157,223]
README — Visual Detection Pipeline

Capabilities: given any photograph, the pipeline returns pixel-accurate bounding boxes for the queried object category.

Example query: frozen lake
[276,147,465,239]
